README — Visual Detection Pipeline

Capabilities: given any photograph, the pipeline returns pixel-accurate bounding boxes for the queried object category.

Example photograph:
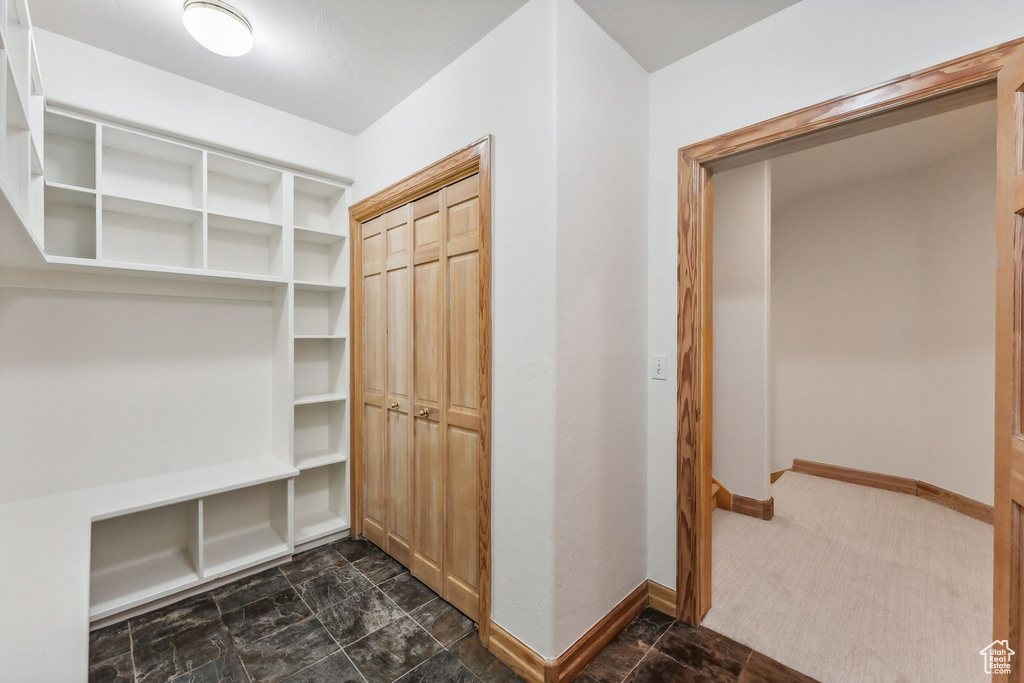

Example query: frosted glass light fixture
[182,0,253,57]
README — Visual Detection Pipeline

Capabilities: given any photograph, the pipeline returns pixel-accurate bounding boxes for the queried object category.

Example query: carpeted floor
[701,471,992,683]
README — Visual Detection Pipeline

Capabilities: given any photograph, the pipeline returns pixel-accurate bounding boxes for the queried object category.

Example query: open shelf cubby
[294,337,347,404]
[208,153,283,224]
[44,112,95,190]
[101,196,203,268]
[5,61,30,217]
[294,400,347,470]
[294,287,346,337]
[207,213,283,277]
[90,501,201,619]
[202,481,290,578]
[294,228,346,286]
[44,184,96,258]
[293,176,345,233]
[294,463,348,544]
[102,127,203,209]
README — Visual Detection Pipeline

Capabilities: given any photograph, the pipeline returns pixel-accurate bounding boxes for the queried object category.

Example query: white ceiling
[28,0,802,135]
[574,0,799,72]
[28,0,529,134]
[772,100,997,211]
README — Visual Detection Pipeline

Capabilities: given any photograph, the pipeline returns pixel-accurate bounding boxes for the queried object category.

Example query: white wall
[0,282,274,504]
[354,0,648,657]
[772,144,995,505]
[646,0,1024,588]
[552,0,648,656]
[34,30,356,182]
[712,162,771,501]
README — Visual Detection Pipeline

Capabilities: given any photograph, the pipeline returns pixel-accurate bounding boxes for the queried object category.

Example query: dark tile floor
[575,607,818,683]
[88,538,523,683]
[89,538,816,683]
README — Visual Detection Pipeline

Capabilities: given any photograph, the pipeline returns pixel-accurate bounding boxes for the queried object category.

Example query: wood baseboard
[712,476,732,510]
[711,478,773,520]
[487,581,676,683]
[488,623,547,683]
[647,580,676,617]
[770,469,789,484]
[547,582,649,683]
[791,458,993,524]
[730,493,774,520]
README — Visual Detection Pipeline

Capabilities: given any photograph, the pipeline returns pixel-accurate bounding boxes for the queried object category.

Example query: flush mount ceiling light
[182,0,253,57]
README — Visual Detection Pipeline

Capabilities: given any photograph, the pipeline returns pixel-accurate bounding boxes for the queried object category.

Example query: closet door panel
[443,177,481,620]
[385,207,412,564]
[446,425,480,620]
[360,215,386,546]
[411,194,445,592]
[448,252,480,418]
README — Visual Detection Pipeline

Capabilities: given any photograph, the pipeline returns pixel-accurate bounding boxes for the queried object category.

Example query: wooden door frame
[675,40,1024,626]
[349,136,493,642]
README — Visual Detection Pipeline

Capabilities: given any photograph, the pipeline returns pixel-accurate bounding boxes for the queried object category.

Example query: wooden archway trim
[676,38,1024,624]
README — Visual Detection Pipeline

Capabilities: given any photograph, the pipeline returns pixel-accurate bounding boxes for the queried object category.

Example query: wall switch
[652,354,667,380]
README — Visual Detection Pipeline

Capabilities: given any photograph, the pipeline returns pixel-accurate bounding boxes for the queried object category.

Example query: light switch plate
[652,354,667,380]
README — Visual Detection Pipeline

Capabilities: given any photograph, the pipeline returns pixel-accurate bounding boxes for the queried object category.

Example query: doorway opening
[675,38,1024,683]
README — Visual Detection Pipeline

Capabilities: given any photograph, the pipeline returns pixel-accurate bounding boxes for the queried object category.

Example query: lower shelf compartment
[203,525,290,578]
[90,550,200,620]
[294,510,348,544]
[294,463,348,545]
[202,481,290,578]
[89,501,201,619]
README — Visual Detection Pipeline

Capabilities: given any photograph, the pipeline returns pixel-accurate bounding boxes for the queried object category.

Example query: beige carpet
[700,471,992,683]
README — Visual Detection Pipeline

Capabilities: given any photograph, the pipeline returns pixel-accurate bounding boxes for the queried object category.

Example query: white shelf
[294,280,347,292]
[293,175,346,234]
[295,337,346,401]
[90,501,200,619]
[295,449,348,471]
[208,153,283,224]
[42,254,288,287]
[43,183,95,259]
[101,195,203,268]
[294,334,347,340]
[43,112,95,190]
[294,462,348,544]
[294,227,346,286]
[102,126,202,209]
[90,550,200,620]
[294,288,346,337]
[203,525,290,578]
[88,455,296,522]
[295,510,348,545]
[202,481,290,578]
[294,392,347,406]
[208,213,284,277]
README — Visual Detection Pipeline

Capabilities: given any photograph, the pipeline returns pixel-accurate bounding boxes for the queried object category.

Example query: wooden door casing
[674,41,1024,639]
[361,214,387,547]
[997,44,1024,683]
[350,137,491,641]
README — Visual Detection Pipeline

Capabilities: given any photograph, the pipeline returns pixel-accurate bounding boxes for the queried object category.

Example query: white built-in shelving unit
[0,75,354,619]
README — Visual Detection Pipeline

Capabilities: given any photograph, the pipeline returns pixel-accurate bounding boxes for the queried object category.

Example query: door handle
[390,401,400,410]
[418,408,429,418]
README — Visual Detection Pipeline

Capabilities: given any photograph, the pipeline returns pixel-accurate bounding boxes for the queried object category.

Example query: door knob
[390,401,399,410]
[419,408,429,418]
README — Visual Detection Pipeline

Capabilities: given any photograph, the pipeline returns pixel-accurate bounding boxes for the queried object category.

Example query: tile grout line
[128,621,138,683]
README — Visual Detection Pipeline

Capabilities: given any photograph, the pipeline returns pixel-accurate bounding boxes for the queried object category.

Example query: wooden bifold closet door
[358,173,484,622]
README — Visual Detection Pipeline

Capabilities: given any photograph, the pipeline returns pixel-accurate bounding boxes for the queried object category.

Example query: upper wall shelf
[31,108,352,286]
